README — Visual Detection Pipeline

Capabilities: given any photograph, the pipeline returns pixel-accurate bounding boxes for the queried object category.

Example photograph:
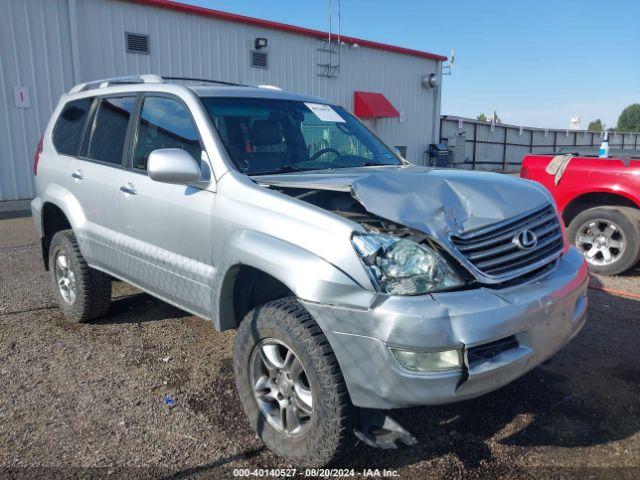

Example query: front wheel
[567,206,640,275]
[233,298,355,466]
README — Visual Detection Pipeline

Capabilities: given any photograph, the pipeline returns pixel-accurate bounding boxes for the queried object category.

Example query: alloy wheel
[54,252,77,303]
[575,219,625,266]
[250,338,314,436]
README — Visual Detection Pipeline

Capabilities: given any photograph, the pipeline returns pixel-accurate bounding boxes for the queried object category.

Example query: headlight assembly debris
[352,233,465,295]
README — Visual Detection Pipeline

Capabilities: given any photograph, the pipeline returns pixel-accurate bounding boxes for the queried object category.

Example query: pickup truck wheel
[568,207,640,275]
[233,298,355,466]
[49,230,112,322]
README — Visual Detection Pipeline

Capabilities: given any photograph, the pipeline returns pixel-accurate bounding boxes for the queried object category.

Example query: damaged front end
[254,165,560,288]
[253,169,580,450]
[267,186,475,450]
[267,185,474,296]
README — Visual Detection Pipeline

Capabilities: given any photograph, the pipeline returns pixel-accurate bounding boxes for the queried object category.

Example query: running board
[355,409,417,449]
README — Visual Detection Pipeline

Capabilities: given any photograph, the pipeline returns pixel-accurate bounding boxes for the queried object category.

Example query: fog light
[390,348,462,372]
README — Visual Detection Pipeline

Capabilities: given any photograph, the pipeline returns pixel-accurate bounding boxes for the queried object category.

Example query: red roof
[353,91,399,119]
[131,0,448,62]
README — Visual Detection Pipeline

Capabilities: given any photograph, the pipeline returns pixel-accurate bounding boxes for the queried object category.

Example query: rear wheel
[49,230,112,322]
[233,298,355,466]
[568,207,640,275]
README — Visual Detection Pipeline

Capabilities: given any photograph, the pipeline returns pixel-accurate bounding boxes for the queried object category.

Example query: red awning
[353,91,399,119]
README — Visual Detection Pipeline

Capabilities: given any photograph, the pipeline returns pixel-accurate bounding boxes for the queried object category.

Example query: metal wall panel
[440,116,640,171]
[555,132,575,147]
[575,132,593,146]
[0,0,76,201]
[0,0,441,200]
[506,128,530,145]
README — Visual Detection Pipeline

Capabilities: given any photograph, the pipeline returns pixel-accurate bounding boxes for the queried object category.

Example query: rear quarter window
[52,98,93,156]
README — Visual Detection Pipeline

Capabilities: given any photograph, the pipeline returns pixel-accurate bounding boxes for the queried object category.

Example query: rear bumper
[302,247,588,409]
[31,197,43,237]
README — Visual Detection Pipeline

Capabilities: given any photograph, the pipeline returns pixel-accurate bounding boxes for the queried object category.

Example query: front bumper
[302,247,588,409]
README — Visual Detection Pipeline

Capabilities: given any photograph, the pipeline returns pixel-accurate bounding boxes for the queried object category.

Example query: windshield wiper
[249,165,316,176]
[334,161,398,168]
[359,161,390,167]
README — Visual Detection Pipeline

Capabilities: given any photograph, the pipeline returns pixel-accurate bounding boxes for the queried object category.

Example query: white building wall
[0,0,442,201]
[0,0,76,202]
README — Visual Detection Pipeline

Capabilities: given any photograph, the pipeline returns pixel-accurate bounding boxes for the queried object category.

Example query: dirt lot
[1,216,639,479]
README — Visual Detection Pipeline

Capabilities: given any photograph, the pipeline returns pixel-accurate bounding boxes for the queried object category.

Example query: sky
[181,0,639,129]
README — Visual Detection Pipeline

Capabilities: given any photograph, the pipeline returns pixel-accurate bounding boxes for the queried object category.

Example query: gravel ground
[0,216,639,480]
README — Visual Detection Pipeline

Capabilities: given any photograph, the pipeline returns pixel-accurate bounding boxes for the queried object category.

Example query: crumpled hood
[254,165,550,239]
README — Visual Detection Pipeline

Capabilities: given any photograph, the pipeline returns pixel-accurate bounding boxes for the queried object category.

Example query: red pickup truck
[521,154,640,275]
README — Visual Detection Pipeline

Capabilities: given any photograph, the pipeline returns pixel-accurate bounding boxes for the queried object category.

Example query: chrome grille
[451,205,564,279]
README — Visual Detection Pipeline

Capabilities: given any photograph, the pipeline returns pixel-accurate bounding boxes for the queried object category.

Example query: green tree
[587,119,604,132]
[476,113,488,122]
[616,104,640,132]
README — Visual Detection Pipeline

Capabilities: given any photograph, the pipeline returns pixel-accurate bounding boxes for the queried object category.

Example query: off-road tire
[567,207,640,275]
[48,229,112,322]
[233,298,356,466]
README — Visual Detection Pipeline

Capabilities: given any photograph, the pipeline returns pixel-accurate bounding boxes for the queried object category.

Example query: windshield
[201,97,401,175]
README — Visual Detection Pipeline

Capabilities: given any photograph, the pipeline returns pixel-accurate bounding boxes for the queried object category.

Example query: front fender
[214,229,376,330]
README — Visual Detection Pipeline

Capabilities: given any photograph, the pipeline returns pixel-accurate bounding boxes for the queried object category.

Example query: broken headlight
[352,234,464,295]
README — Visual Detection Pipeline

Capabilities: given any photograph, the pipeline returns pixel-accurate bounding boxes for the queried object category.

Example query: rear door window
[132,96,202,170]
[83,96,136,165]
[52,98,93,156]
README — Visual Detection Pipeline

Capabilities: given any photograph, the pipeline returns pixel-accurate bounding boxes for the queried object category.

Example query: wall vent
[126,33,150,54]
[251,50,268,69]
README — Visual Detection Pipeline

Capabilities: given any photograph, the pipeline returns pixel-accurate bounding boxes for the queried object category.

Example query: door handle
[71,170,84,180]
[120,183,137,195]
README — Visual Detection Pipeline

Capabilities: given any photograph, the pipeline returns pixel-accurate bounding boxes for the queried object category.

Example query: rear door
[68,95,136,270]
[48,97,94,199]
[115,94,215,317]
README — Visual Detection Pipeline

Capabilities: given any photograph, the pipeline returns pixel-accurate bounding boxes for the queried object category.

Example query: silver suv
[32,75,588,466]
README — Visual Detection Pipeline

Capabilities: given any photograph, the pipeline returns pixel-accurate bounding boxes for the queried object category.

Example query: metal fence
[439,115,640,171]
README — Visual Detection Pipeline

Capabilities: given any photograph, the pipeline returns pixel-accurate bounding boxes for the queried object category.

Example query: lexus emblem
[514,229,538,250]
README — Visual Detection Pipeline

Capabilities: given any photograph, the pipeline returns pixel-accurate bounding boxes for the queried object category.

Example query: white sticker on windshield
[304,102,345,123]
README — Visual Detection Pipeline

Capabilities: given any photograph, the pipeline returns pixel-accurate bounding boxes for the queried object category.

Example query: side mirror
[147,148,201,185]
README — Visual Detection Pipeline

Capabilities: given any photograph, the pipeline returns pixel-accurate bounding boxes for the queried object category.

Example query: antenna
[328,0,332,44]
[442,49,454,76]
[337,0,341,46]
[327,0,341,44]
[318,0,340,78]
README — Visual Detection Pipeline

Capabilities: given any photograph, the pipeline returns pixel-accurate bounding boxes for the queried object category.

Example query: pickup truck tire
[567,207,640,275]
[233,298,355,467]
[48,229,112,322]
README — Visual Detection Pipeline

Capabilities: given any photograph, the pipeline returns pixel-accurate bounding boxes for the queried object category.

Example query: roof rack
[68,74,278,94]
[161,76,245,87]
[69,74,163,93]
